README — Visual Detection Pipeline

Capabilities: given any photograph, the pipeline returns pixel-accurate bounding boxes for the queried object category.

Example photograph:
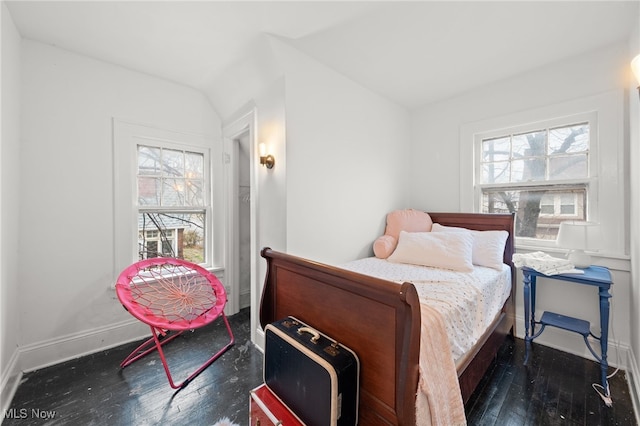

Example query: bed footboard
[260,248,421,425]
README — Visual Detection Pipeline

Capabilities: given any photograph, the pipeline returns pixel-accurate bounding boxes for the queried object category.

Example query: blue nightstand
[522,265,612,396]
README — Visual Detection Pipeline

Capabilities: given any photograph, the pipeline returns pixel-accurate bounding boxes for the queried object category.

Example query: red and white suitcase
[250,384,303,426]
[264,317,360,426]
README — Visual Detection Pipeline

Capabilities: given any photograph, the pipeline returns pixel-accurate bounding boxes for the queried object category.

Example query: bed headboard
[428,212,515,267]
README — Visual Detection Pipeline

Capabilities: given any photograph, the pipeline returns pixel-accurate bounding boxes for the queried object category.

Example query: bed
[259,212,516,425]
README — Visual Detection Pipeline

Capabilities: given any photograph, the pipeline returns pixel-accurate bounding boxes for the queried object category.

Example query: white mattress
[339,257,512,363]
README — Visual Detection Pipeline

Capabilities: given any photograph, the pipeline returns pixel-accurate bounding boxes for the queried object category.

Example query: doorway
[236,132,251,311]
[223,107,262,348]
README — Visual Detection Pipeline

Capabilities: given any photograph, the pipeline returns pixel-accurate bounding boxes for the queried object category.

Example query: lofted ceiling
[6,1,639,109]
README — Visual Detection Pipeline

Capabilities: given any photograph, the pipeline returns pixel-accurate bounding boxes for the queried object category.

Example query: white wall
[254,76,288,264]
[410,43,635,373]
[210,37,411,349]
[210,35,411,265]
[1,2,24,412]
[17,40,221,371]
[267,38,410,264]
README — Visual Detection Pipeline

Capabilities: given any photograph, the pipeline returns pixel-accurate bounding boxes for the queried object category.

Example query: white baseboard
[516,315,640,424]
[18,319,150,373]
[514,313,630,370]
[1,347,22,415]
[1,320,150,413]
[627,348,640,425]
[239,290,251,310]
[515,313,638,420]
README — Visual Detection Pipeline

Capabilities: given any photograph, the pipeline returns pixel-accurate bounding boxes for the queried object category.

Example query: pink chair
[115,257,234,389]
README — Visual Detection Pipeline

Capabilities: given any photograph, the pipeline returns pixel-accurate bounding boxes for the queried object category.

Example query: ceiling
[6,1,639,109]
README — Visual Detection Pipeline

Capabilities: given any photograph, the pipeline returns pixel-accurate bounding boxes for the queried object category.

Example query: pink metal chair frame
[115,257,234,389]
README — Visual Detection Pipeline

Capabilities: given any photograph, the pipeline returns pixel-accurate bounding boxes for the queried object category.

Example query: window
[136,145,207,263]
[114,121,216,273]
[476,118,594,242]
[460,91,625,255]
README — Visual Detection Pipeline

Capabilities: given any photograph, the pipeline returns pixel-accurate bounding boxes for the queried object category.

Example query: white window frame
[136,144,209,262]
[473,112,597,248]
[460,91,626,255]
[113,120,215,277]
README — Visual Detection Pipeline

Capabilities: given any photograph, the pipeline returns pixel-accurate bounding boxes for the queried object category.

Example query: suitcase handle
[297,326,320,344]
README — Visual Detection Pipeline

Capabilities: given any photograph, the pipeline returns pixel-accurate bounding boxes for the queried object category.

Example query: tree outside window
[479,122,590,240]
[137,145,207,263]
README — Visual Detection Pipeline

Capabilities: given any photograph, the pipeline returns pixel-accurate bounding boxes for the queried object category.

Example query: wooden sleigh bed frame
[259,212,516,425]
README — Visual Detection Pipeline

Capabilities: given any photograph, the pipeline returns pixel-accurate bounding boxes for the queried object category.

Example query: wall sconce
[632,54,640,99]
[259,143,275,169]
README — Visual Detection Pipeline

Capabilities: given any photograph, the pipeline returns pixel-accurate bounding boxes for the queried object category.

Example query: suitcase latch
[324,341,340,356]
[282,319,298,328]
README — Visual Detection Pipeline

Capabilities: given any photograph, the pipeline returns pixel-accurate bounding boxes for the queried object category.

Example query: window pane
[138,177,160,205]
[513,130,546,158]
[481,187,586,240]
[482,161,510,183]
[162,178,185,206]
[560,204,575,215]
[508,157,546,182]
[540,193,554,214]
[549,154,588,180]
[163,149,184,177]
[145,241,159,258]
[482,137,510,162]
[185,152,204,179]
[549,123,589,154]
[185,179,204,206]
[138,146,161,175]
[138,212,205,263]
[520,157,546,182]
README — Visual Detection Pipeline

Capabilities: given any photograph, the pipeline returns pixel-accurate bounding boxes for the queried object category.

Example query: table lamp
[556,221,601,268]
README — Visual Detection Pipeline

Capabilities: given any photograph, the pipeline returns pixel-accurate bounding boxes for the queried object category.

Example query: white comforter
[340,257,512,364]
[339,258,512,425]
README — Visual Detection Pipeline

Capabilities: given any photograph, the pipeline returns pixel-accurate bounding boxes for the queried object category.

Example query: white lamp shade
[557,221,601,268]
[557,221,601,250]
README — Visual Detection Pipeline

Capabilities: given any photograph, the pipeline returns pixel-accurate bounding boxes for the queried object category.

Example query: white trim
[627,348,640,425]
[1,348,21,416]
[112,119,216,284]
[514,313,629,370]
[17,319,149,373]
[460,90,626,256]
[222,105,262,348]
[515,314,638,419]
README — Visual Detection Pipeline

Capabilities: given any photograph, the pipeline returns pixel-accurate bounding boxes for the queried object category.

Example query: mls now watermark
[4,408,57,420]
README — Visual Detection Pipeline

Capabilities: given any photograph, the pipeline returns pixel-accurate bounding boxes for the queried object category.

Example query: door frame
[222,106,261,345]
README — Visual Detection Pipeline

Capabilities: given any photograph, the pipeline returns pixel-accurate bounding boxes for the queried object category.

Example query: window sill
[110,265,226,291]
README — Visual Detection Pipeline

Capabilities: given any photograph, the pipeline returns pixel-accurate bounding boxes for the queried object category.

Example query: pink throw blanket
[415,303,467,425]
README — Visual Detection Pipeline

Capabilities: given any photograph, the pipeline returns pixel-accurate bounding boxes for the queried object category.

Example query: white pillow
[387,230,474,272]
[431,223,508,270]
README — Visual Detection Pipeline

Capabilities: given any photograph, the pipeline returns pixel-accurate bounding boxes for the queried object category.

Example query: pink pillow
[374,209,433,259]
[373,235,397,259]
[386,209,433,239]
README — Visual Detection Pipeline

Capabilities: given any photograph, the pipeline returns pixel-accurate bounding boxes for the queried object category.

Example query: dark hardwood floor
[465,335,637,426]
[3,308,637,425]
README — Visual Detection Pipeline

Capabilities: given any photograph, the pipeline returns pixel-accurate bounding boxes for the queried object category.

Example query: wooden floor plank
[3,310,637,425]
